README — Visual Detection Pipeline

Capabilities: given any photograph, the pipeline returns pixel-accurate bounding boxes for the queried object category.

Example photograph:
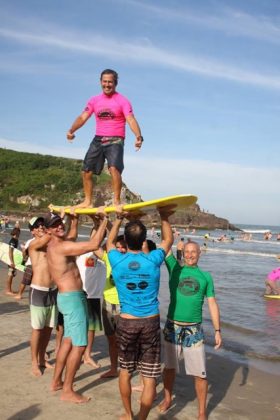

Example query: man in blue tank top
[107,208,173,420]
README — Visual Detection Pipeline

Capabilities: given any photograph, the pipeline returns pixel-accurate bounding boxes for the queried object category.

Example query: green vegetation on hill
[0,148,110,211]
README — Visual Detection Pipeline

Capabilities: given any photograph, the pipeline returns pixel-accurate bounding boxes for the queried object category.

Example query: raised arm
[158,207,174,254]
[29,232,51,251]
[106,216,123,252]
[67,111,91,141]
[65,214,79,241]
[60,213,108,257]
[207,297,222,350]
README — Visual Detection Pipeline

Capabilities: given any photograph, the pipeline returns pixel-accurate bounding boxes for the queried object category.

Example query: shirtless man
[27,216,57,377]
[46,211,108,403]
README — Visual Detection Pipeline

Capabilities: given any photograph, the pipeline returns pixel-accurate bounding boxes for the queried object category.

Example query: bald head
[183,241,201,267]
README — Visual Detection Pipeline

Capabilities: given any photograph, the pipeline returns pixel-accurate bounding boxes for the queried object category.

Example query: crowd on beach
[3,209,223,420]
[0,215,11,232]
[2,67,280,420]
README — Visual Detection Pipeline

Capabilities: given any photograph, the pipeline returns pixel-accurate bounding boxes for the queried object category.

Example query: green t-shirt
[165,254,215,323]
[102,252,119,305]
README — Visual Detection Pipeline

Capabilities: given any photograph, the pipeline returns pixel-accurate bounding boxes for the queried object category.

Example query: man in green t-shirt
[158,241,222,420]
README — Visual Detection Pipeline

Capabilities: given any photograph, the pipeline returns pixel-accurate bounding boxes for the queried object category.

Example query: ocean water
[157,224,280,374]
[1,222,280,374]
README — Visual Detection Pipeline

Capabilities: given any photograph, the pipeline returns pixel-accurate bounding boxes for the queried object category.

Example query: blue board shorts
[82,135,124,174]
[57,290,88,347]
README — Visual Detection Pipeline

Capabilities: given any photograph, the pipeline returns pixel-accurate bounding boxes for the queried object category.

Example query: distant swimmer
[217,234,227,242]
[264,231,272,240]
[66,69,143,208]
[265,267,280,295]
[176,237,184,261]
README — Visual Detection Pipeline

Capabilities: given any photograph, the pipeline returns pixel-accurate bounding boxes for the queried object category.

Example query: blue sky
[0,0,279,225]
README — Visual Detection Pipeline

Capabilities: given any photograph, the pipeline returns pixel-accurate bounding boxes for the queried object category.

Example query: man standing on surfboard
[66,69,143,208]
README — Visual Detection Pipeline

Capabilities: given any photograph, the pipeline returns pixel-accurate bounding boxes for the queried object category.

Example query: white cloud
[1,138,279,225]
[124,155,280,225]
[125,0,280,44]
[1,25,280,89]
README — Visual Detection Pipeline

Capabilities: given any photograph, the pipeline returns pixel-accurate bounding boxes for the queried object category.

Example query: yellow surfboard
[49,194,197,215]
[263,294,280,299]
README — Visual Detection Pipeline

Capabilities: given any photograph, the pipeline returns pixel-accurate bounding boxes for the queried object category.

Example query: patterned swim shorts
[163,319,204,347]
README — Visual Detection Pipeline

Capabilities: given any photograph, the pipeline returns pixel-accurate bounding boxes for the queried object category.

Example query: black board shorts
[82,136,124,174]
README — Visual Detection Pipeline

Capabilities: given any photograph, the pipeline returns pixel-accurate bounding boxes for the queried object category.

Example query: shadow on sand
[154,351,249,418]
[7,404,41,420]
[0,300,29,315]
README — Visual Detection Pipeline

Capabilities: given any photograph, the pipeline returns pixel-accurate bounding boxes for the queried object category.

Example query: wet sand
[0,267,279,420]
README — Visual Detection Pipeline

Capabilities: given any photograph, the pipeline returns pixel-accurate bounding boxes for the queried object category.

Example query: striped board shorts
[116,315,161,378]
[29,284,58,330]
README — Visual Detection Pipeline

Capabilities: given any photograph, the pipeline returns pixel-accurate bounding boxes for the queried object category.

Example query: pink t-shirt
[267,267,280,282]
[84,92,133,137]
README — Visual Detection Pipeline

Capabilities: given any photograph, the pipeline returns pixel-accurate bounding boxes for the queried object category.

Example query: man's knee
[82,170,93,179]
[108,166,121,175]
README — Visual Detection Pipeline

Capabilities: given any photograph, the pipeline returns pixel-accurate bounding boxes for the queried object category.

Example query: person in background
[265,267,280,295]
[94,234,127,379]
[5,227,21,295]
[14,217,42,300]
[76,220,107,369]
[176,238,184,262]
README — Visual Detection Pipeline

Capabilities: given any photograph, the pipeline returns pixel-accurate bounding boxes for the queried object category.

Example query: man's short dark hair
[100,69,118,86]
[146,239,156,252]
[124,220,147,251]
[11,227,20,237]
[116,234,127,250]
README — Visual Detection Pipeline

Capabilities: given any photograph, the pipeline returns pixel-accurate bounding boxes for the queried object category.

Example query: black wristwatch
[137,136,144,142]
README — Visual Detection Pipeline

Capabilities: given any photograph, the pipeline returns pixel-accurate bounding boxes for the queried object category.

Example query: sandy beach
[0,267,279,420]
